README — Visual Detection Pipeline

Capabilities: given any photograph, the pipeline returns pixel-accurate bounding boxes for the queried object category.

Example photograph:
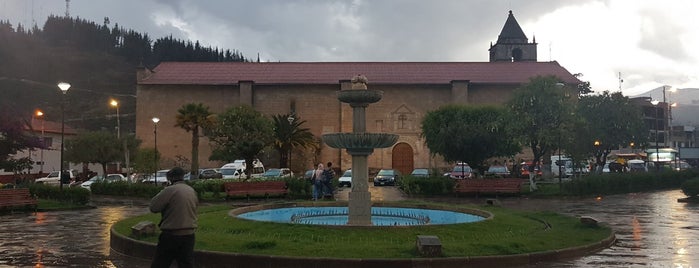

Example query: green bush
[562,169,699,196]
[90,181,163,198]
[29,184,90,205]
[399,176,455,196]
[681,178,699,197]
[283,178,312,199]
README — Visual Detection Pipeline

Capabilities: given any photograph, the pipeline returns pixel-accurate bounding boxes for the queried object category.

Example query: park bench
[454,178,524,196]
[0,188,38,211]
[224,181,288,200]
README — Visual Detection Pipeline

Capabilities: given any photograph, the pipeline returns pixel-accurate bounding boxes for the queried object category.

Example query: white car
[338,169,352,187]
[80,174,126,190]
[140,170,171,186]
[261,168,294,179]
[35,170,77,186]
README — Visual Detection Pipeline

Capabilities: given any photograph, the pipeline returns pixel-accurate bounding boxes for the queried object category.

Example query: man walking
[322,162,336,198]
[149,167,198,268]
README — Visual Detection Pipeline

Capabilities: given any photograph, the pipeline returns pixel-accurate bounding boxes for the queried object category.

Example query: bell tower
[489,10,537,62]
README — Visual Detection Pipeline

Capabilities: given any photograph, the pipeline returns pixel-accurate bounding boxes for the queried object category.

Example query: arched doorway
[391,142,414,175]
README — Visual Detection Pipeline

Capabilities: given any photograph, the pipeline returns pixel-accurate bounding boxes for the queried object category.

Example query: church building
[135,11,580,175]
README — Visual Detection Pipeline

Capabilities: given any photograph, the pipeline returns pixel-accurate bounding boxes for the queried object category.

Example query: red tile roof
[139,61,580,85]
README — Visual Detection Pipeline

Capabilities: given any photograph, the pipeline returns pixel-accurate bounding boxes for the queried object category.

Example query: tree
[576,91,647,173]
[175,103,215,179]
[271,114,317,168]
[207,105,274,180]
[0,108,42,173]
[506,75,574,190]
[421,105,520,173]
[64,131,122,176]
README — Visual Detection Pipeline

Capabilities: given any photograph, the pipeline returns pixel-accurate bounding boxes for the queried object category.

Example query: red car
[519,162,542,178]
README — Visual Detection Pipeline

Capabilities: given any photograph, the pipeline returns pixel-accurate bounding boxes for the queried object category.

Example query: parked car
[338,169,352,187]
[304,169,315,182]
[628,159,648,172]
[373,169,401,186]
[140,169,170,185]
[221,159,265,178]
[449,163,473,179]
[519,162,542,178]
[220,167,244,180]
[485,165,510,178]
[199,168,222,179]
[409,168,431,178]
[261,168,294,179]
[35,170,77,186]
[80,174,126,190]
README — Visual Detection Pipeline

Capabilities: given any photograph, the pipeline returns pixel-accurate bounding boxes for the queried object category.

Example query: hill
[0,16,249,134]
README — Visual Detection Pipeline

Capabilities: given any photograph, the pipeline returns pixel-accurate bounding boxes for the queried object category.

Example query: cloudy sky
[2,0,697,96]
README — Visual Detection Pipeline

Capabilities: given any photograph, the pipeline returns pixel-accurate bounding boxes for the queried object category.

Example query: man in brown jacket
[149,167,198,268]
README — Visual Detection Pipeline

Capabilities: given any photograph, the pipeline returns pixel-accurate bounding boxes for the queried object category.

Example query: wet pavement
[1,188,698,267]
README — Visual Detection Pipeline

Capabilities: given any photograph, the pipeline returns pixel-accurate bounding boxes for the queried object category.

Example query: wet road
[1,189,698,267]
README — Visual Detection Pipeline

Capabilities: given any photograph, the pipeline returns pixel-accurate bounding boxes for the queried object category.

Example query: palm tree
[272,114,317,169]
[175,103,215,179]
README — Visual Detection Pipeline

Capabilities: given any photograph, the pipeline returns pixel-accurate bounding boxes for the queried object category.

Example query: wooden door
[391,142,414,175]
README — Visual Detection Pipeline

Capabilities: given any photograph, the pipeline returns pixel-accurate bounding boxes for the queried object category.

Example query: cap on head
[167,167,185,182]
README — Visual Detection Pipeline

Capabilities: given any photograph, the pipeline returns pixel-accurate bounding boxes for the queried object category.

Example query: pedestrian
[322,162,336,198]
[149,167,199,268]
[312,163,324,201]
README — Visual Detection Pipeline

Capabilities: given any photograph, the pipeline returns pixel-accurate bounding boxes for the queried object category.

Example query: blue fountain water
[236,206,485,226]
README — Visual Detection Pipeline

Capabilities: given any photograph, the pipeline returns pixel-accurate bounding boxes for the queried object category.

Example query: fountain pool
[233,205,488,226]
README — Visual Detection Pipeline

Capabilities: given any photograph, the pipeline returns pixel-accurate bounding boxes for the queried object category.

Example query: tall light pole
[287,114,294,169]
[57,82,71,190]
[110,99,120,139]
[152,117,160,182]
[651,100,660,173]
[36,110,45,174]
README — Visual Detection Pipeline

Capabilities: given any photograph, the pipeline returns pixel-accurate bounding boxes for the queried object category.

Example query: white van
[220,159,265,179]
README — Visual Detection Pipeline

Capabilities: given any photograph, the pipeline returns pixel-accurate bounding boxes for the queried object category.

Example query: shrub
[562,169,699,196]
[400,176,455,196]
[90,182,162,198]
[681,178,699,197]
[283,177,312,199]
[29,184,90,205]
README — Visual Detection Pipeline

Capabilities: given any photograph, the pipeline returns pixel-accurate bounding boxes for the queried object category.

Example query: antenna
[549,41,552,62]
[65,0,70,17]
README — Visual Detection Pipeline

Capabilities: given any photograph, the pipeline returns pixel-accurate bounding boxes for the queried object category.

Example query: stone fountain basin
[337,89,383,104]
[323,133,398,149]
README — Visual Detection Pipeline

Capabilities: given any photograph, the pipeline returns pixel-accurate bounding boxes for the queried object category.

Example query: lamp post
[287,114,294,169]
[555,82,565,188]
[110,99,120,139]
[651,100,660,173]
[152,117,160,183]
[594,140,601,173]
[36,110,45,174]
[57,82,70,190]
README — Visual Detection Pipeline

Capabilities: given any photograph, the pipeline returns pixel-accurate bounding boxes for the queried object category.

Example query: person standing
[149,167,198,268]
[322,162,336,198]
[312,163,324,201]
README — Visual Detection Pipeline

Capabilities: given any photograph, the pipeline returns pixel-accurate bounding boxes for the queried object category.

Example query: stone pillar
[348,148,373,226]
[450,80,470,104]
[239,81,254,106]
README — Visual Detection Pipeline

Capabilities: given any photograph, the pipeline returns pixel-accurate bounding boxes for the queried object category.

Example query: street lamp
[286,114,295,169]
[35,110,45,174]
[651,100,660,173]
[152,117,160,182]
[110,99,120,139]
[57,82,70,190]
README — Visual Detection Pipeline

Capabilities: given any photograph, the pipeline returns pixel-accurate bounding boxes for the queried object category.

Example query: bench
[454,178,524,196]
[0,188,38,211]
[224,181,288,199]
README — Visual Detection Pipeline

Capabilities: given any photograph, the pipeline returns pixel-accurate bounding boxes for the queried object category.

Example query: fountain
[322,75,399,226]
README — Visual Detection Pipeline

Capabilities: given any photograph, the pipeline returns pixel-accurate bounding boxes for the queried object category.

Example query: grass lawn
[113,200,611,259]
